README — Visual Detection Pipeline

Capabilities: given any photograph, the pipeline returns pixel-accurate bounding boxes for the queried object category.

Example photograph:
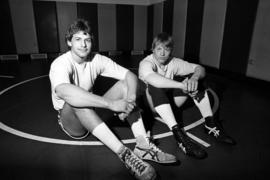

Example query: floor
[0,55,270,180]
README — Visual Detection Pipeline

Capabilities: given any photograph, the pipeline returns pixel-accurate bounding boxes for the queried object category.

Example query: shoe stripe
[136,147,159,161]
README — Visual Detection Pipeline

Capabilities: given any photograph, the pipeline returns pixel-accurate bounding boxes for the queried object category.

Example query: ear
[67,40,72,47]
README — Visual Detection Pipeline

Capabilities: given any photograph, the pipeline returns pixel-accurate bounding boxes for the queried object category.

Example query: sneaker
[204,117,236,145]
[118,146,157,180]
[204,124,236,145]
[134,134,177,164]
[172,125,207,159]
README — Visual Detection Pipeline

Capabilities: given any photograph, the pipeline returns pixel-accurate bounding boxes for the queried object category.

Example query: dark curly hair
[65,19,94,44]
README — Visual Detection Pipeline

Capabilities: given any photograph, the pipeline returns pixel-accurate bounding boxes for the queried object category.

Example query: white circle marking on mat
[0,75,218,146]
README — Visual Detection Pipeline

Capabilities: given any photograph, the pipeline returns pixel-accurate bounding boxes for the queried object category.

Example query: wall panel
[56,2,77,53]
[9,0,38,54]
[153,2,163,37]
[172,0,187,58]
[134,5,147,51]
[220,0,259,74]
[33,0,59,53]
[162,0,174,35]
[116,5,134,51]
[247,0,270,81]
[147,5,154,50]
[98,4,117,51]
[184,0,205,63]
[199,0,227,68]
[0,0,16,54]
[77,3,99,51]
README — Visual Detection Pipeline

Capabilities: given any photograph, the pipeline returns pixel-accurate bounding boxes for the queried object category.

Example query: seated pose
[139,32,236,159]
[49,19,176,180]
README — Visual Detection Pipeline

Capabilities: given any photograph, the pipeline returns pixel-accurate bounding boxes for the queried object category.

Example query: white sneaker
[119,146,156,180]
[134,134,177,164]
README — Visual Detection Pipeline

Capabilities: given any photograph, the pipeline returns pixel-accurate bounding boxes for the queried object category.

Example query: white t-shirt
[49,51,128,110]
[139,54,198,83]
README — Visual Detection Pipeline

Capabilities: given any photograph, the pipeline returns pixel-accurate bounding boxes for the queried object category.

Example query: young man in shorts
[49,20,176,180]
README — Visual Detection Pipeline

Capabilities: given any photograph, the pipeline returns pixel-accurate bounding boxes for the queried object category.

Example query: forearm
[145,73,186,89]
[191,65,205,80]
[55,83,111,109]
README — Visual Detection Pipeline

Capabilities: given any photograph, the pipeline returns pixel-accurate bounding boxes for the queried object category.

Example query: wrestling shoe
[118,146,156,180]
[204,117,236,145]
[134,134,177,164]
[172,125,207,159]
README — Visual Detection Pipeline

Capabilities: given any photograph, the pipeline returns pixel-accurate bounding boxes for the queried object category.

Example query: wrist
[191,75,199,81]
[106,99,113,110]
[127,94,136,101]
[179,82,186,90]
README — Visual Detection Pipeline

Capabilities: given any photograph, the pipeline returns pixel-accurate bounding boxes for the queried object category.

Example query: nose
[161,49,165,56]
[81,40,87,47]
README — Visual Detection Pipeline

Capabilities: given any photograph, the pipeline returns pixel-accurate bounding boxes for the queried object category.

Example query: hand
[118,112,128,121]
[181,78,188,93]
[188,90,198,97]
[186,77,198,92]
[109,99,135,114]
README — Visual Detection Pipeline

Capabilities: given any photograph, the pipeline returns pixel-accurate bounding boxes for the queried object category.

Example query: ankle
[136,135,149,147]
[205,116,216,127]
[117,145,127,157]
[171,125,186,142]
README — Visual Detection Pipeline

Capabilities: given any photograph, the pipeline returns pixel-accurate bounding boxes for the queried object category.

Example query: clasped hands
[182,77,199,97]
[109,96,137,121]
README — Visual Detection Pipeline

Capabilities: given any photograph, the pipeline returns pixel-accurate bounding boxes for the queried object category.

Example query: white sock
[193,91,213,118]
[155,104,177,130]
[131,116,148,138]
[92,122,123,154]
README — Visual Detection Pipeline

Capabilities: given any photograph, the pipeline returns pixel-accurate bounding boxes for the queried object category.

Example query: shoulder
[91,53,112,64]
[50,52,73,70]
[140,54,155,66]
[171,57,186,63]
[52,51,72,63]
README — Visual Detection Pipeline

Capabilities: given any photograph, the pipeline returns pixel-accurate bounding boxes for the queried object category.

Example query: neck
[70,51,86,64]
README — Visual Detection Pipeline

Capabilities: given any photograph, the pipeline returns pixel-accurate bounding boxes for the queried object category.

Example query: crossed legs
[58,80,147,153]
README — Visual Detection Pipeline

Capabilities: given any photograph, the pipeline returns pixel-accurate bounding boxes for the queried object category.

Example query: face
[152,42,171,65]
[67,31,92,60]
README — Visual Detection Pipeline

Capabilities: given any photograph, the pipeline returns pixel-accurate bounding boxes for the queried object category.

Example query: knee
[115,80,129,98]
[146,86,169,109]
[174,96,188,107]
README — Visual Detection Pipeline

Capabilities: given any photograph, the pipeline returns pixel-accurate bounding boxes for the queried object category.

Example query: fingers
[188,90,198,97]
[118,112,128,121]
[186,79,198,92]
[126,102,135,113]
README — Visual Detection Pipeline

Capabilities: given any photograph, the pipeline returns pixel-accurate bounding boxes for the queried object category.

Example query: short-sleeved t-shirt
[139,54,198,83]
[49,51,128,110]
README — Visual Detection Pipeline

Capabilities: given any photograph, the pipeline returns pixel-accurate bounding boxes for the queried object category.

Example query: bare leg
[103,80,147,138]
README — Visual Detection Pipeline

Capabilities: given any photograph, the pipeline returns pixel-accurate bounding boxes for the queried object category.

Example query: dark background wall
[1,0,270,82]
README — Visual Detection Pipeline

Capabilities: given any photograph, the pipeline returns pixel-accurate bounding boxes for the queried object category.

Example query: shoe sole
[141,157,177,164]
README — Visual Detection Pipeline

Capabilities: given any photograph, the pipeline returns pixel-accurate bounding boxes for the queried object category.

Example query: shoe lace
[205,125,220,137]
[122,149,147,175]
[136,132,162,161]
[145,131,162,153]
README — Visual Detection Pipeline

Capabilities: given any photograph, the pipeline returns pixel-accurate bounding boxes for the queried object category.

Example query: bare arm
[55,83,130,113]
[186,65,206,92]
[190,65,205,80]
[144,73,186,90]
